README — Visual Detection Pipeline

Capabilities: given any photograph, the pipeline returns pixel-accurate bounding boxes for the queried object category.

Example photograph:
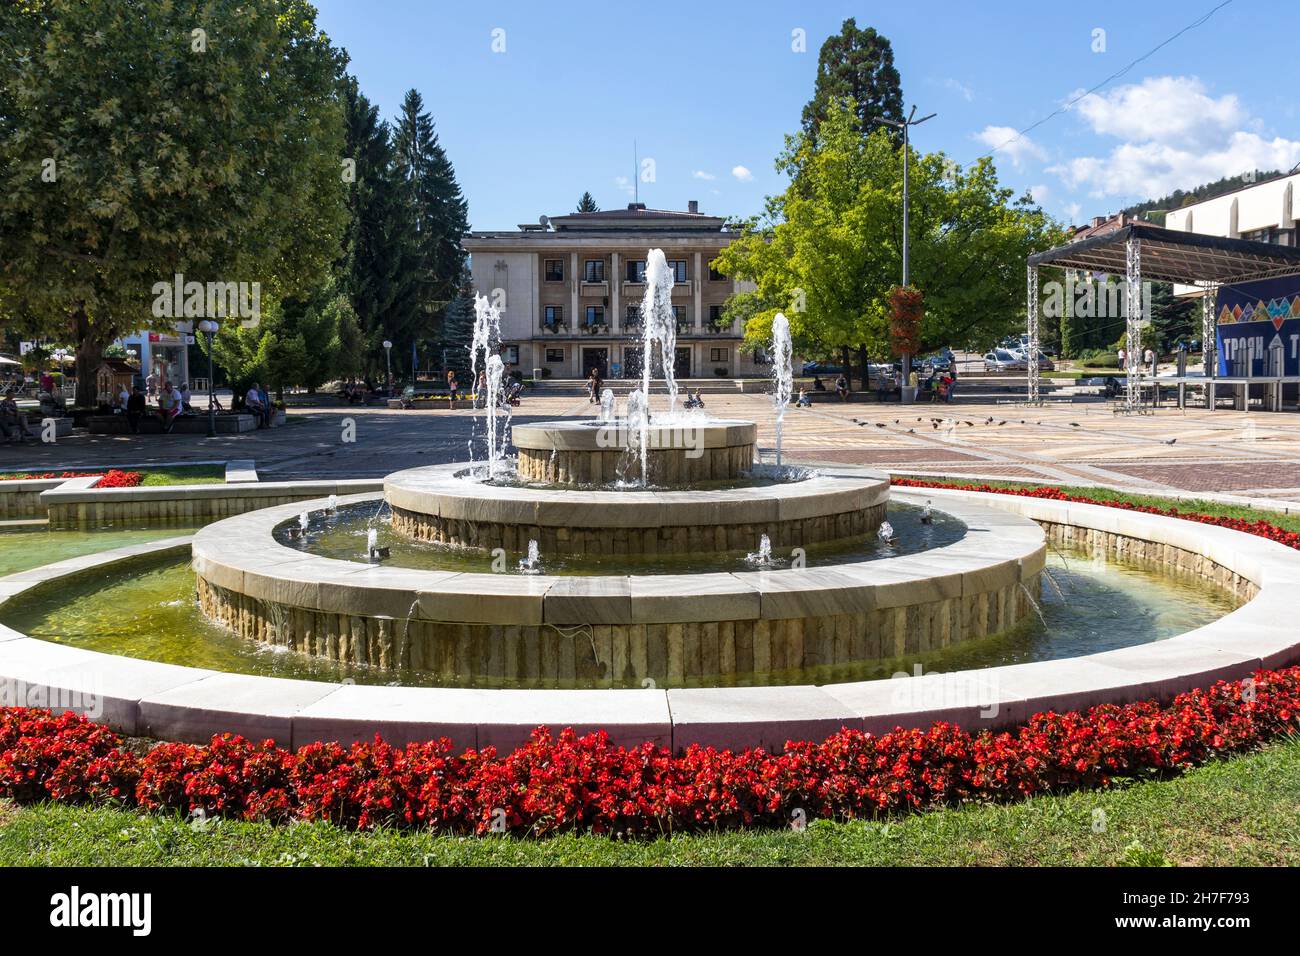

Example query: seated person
[126,385,146,433]
[177,382,192,412]
[115,383,131,412]
[812,375,826,392]
[244,382,269,427]
[156,380,182,432]
[0,389,35,442]
[835,374,849,400]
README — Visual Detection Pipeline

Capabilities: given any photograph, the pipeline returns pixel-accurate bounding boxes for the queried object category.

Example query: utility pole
[875,106,936,403]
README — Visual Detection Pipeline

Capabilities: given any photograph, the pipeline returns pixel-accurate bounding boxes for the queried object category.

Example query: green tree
[715,102,1065,386]
[339,77,420,380]
[392,89,469,364]
[802,19,904,138]
[576,192,600,213]
[0,0,348,406]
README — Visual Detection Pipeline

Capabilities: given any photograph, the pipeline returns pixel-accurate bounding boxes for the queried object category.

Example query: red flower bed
[0,469,142,487]
[892,478,1300,551]
[1,667,1298,836]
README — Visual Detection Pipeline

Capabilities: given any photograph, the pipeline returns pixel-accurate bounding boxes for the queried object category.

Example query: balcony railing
[579,280,608,296]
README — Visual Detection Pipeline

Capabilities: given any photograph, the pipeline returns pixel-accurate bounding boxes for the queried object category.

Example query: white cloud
[972,126,1047,168]
[1027,183,1049,203]
[731,165,754,182]
[692,170,716,180]
[1072,76,1241,150]
[944,78,974,102]
[1063,202,1082,224]
[613,175,634,197]
[1050,76,1300,199]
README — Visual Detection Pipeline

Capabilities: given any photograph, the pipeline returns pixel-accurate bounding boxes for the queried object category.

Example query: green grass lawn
[136,464,225,486]
[2,735,1297,866]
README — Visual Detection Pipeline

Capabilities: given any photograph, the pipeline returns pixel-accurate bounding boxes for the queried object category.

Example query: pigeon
[997,420,1007,426]
[907,428,915,433]
[931,421,939,429]
[893,419,901,424]
[875,422,887,428]
[963,421,974,427]
[1069,422,1081,427]
[985,417,994,424]
[1162,437,1177,445]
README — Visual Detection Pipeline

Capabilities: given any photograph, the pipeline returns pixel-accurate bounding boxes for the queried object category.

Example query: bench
[88,413,259,435]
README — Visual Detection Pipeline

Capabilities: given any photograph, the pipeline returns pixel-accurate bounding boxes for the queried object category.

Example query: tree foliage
[576,191,599,213]
[0,0,349,404]
[715,101,1066,378]
[801,18,903,137]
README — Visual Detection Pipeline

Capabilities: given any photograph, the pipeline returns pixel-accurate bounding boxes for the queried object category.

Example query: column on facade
[610,251,620,333]
[532,255,542,335]
[570,251,579,331]
[693,252,703,331]
[1201,284,1217,378]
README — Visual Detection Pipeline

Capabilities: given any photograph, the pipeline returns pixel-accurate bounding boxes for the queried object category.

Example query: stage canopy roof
[1027,221,1300,285]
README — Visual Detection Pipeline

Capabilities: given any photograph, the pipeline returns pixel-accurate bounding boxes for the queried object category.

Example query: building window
[544,305,563,327]
[710,347,728,363]
[546,348,564,363]
[625,260,646,282]
[708,305,724,324]
[544,259,564,281]
[502,346,519,365]
[625,305,640,326]
[671,306,687,326]
[585,306,605,327]
[584,259,605,282]
[708,263,726,281]
[668,259,687,283]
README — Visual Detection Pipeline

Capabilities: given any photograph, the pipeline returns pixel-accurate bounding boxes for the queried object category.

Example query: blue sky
[312,0,1300,230]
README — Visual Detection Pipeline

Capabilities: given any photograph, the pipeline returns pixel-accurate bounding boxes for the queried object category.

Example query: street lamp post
[875,106,936,403]
[382,340,393,395]
[197,320,219,437]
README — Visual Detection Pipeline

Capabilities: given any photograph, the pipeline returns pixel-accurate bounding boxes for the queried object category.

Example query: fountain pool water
[0,543,1243,690]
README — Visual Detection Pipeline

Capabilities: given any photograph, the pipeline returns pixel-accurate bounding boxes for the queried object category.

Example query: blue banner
[1216,276,1300,376]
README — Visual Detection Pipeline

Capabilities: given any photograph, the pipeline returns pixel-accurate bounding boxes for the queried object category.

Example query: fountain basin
[386,461,889,554]
[188,483,1045,687]
[512,418,756,486]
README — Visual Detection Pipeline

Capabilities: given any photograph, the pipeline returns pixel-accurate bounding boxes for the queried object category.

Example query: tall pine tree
[576,191,599,212]
[392,89,469,371]
[802,19,904,138]
[340,77,421,380]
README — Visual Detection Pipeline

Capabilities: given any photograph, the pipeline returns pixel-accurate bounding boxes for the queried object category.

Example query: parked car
[801,361,846,376]
[984,349,1054,372]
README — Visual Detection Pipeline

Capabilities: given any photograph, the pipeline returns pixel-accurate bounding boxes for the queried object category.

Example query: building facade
[1165,170,1300,376]
[463,202,762,380]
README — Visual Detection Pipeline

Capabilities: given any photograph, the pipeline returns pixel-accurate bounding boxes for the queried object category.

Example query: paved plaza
[7,392,1300,498]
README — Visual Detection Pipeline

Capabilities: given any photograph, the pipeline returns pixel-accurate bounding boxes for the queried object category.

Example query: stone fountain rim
[510,417,756,452]
[189,467,1041,627]
[383,461,889,529]
[0,487,1293,752]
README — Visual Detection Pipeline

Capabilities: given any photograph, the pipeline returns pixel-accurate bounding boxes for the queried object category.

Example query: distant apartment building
[463,202,761,380]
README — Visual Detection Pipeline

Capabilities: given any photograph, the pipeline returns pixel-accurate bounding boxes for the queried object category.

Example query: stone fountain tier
[188,484,1047,688]
[385,462,889,556]
[512,419,757,486]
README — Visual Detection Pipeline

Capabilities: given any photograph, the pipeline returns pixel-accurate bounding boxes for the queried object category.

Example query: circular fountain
[185,257,1046,688]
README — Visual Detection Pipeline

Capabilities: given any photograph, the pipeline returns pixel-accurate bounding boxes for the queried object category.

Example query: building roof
[1028,221,1300,285]
[465,203,729,245]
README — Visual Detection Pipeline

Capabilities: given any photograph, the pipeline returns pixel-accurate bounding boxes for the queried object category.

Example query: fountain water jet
[770,312,793,465]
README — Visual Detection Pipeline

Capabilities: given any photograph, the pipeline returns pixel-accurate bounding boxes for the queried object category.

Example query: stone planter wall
[42,479,384,529]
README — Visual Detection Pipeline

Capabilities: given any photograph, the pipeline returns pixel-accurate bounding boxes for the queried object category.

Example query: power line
[967,0,1235,167]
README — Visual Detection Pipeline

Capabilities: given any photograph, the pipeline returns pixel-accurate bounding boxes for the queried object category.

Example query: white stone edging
[0,490,1294,753]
